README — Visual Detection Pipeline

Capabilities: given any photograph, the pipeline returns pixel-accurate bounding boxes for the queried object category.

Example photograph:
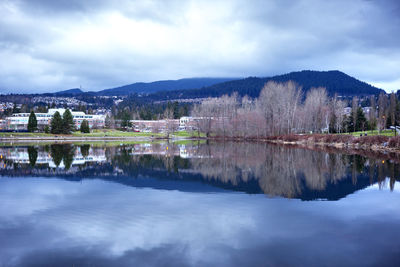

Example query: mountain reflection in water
[0,142,398,200]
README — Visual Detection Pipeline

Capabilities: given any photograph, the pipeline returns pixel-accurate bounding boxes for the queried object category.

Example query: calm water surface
[0,142,399,266]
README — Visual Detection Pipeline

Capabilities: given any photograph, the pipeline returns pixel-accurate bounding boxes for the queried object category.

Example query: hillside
[54,88,83,95]
[147,70,384,100]
[96,77,238,96]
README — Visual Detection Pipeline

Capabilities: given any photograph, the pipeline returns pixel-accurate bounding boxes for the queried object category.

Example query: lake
[0,141,399,266]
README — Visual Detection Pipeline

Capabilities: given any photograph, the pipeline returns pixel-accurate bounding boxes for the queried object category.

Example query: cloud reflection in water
[0,178,399,267]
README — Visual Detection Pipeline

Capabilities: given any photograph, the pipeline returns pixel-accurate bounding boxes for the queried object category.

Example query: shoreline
[0,136,164,142]
[1,133,400,155]
[0,135,207,145]
[208,133,400,153]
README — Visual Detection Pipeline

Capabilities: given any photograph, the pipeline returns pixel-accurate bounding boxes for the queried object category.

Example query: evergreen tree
[121,110,132,128]
[346,112,355,132]
[27,111,38,132]
[348,107,368,132]
[50,111,63,134]
[355,107,368,131]
[80,119,90,133]
[172,101,179,119]
[62,109,75,134]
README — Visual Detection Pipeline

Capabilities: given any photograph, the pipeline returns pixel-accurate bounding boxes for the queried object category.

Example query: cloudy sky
[0,0,399,93]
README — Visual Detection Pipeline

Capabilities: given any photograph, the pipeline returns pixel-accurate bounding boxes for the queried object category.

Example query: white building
[5,108,105,130]
[179,116,201,131]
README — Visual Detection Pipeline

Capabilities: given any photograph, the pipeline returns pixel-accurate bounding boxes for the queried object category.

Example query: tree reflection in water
[0,142,398,198]
[27,146,38,167]
[49,144,76,170]
[190,142,399,197]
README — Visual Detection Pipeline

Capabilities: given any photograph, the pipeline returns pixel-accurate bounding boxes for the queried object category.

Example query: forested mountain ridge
[146,70,384,100]
[96,77,238,96]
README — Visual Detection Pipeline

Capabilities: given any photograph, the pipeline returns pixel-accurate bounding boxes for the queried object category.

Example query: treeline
[191,81,400,138]
[111,98,190,127]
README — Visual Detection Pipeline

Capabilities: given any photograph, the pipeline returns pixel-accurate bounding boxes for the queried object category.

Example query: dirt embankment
[263,134,400,151]
[210,134,400,153]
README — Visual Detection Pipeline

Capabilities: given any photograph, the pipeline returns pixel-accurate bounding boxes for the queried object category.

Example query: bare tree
[303,87,328,133]
[334,99,346,133]
[212,93,239,137]
[377,92,388,132]
[352,96,358,132]
[191,98,219,137]
[369,96,377,131]
[256,81,302,136]
[390,92,397,127]
[163,107,177,138]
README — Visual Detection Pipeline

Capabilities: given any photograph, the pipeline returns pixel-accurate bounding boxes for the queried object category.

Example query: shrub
[356,136,389,146]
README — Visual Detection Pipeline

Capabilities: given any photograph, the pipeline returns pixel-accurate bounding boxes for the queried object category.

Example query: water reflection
[0,142,399,266]
[0,142,399,200]
[0,178,399,267]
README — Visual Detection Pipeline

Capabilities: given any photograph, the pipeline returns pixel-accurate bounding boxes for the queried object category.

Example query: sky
[0,0,399,93]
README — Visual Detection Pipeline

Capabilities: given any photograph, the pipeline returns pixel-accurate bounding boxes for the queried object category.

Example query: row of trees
[191,81,343,137]
[27,109,90,134]
[112,99,190,127]
[191,81,400,138]
[49,110,74,134]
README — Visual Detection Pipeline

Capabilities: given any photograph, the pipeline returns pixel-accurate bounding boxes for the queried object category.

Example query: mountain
[147,70,385,100]
[54,88,83,96]
[96,78,238,96]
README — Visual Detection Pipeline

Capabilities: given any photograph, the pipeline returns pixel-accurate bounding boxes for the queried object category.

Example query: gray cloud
[0,0,399,93]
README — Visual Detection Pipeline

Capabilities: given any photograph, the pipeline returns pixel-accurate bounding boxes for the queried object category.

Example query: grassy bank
[341,129,397,137]
[0,132,53,137]
[0,129,205,139]
[171,131,206,138]
[71,129,163,137]
[263,134,400,150]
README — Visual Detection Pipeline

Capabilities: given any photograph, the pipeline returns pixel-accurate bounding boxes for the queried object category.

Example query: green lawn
[0,132,53,137]
[172,131,206,138]
[72,129,163,137]
[341,129,397,137]
[0,129,205,138]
